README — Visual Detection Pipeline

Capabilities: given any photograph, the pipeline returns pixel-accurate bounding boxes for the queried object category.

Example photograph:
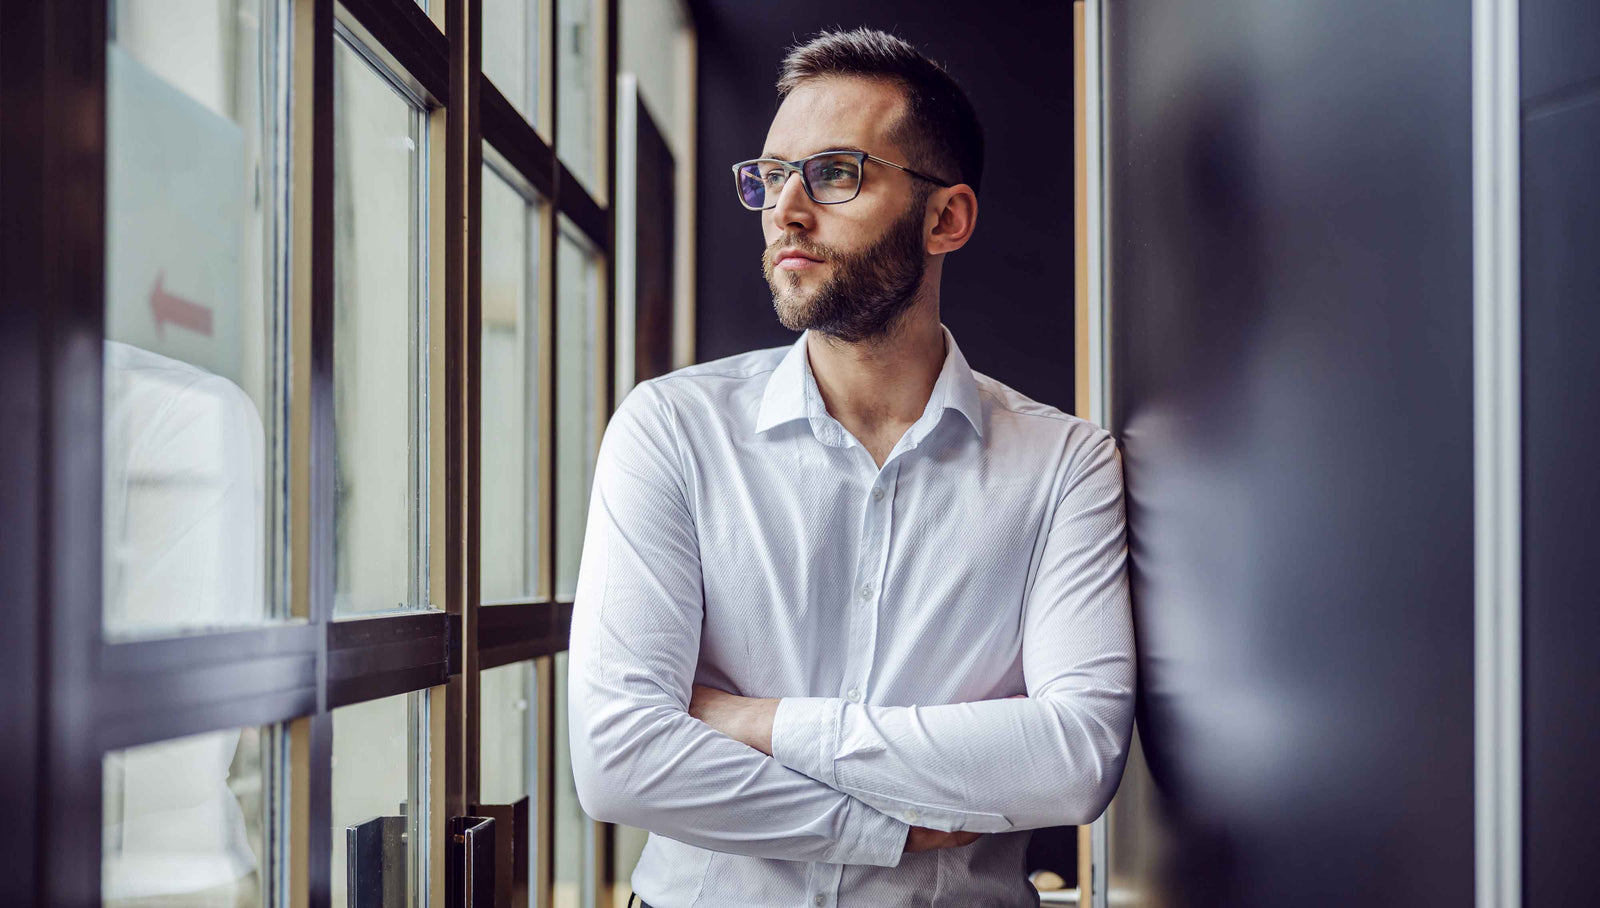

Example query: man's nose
[769,169,816,231]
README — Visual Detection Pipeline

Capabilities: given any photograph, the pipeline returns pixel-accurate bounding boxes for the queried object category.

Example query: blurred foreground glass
[102,0,289,640]
[332,691,431,907]
[102,725,284,906]
[481,161,543,603]
[332,31,431,616]
[555,223,601,600]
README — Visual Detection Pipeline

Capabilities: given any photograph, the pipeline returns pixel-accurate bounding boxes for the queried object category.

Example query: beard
[763,195,930,345]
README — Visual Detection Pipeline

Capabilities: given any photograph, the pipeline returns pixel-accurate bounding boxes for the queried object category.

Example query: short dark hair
[776,27,984,197]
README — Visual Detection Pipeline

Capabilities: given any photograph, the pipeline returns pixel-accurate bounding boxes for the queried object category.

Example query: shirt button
[858,584,873,601]
[904,808,920,822]
[846,687,862,702]
[872,486,884,501]
[814,896,826,907]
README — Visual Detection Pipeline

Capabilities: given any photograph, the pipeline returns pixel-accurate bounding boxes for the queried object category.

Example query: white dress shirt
[568,323,1135,907]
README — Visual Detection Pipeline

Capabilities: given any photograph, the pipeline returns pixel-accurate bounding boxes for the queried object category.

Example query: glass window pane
[556,0,598,195]
[619,0,689,154]
[484,0,539,124]
[611,824,648,908]
[332,691,430,908]
[481,659,536,899]
[556,225,601,600]
[103,0,288,640]
[103,725,283,906]
[332,35,430,616]
[553,650,591,908]
[480,661,535,805]
[482,163,542,603]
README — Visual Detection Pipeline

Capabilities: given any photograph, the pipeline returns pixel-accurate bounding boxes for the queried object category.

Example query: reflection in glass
[557,0,598,194]
[103,0,287,639]
[332,34,429,616]
[481,164,542,603]
[102,726,281,906]
[484,0,539,124]
[332,691,429,908]
[555,226,601,600]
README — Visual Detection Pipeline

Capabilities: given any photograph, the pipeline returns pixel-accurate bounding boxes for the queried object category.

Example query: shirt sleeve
[768,429,1136,833]
[567,380,911,867]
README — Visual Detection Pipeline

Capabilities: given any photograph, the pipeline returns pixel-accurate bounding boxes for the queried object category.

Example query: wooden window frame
[0,0,684,903]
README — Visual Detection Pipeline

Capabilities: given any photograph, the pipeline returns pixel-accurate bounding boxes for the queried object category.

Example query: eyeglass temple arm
[864,153,954,188]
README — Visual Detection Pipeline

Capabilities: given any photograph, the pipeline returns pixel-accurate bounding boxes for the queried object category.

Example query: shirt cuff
[825,792,910,868]
[771,696,845,787]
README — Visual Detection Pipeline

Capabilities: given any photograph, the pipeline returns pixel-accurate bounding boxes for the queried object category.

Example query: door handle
[448,815,496,908]
[346,814,407,907]
[470,796,531,908]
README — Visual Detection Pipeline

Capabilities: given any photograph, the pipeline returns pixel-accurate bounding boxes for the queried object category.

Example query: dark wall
[1105,2,1476,905]
[690,0,1076,410]
[1521,2,1600,905]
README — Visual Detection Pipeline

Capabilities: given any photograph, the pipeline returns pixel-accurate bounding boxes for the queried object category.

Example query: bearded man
[568,26,1135,908]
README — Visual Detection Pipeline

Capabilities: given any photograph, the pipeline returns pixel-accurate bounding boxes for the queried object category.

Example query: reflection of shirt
[102,339,264,637]
[101,340,262,900]
[568,323,1135,907]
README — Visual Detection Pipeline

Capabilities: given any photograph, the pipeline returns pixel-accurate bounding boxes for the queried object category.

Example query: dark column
[1520,2,1600,905]
[1106,2,1476,904]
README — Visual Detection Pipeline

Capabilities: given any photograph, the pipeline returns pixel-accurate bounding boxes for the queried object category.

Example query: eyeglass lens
[736,153,863,209]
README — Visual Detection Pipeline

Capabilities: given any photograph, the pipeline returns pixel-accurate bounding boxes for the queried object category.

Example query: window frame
[2,0,678,903]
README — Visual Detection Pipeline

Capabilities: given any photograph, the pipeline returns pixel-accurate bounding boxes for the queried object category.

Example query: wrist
[742,696,778,756]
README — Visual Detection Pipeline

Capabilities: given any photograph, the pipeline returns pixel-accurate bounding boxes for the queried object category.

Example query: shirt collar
[753,322,984,441]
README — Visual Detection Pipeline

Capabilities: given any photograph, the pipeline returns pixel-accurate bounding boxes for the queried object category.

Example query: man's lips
[774,250,824,271]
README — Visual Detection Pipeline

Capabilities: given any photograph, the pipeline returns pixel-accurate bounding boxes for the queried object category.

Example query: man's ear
[927,184,978,255]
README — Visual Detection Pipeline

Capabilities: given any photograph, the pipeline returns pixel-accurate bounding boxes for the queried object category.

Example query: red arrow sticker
[149,270,214,338]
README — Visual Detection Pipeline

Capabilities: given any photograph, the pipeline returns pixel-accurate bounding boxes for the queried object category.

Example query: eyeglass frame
[730,149,955,211]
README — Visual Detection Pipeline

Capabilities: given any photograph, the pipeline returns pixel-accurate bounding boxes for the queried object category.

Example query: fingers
[904,825,982,853]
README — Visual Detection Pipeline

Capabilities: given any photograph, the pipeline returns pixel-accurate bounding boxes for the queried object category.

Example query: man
[568,27,1134,907]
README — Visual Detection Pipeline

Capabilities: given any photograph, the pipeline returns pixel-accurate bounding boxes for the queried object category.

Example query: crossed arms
[566,381,1136,867]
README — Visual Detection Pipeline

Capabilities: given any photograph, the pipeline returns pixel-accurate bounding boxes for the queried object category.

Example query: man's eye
[819,167,855,181]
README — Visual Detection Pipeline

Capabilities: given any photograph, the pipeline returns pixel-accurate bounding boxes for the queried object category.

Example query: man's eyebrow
[760,144,869,160]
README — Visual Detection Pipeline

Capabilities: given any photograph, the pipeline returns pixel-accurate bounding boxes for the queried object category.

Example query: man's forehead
[762,78,905,159]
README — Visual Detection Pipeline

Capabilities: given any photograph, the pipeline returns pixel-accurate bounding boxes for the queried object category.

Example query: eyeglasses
[731,149,953,211]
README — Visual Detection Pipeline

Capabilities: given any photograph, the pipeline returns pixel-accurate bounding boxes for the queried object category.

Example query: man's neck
[806,308,946,444]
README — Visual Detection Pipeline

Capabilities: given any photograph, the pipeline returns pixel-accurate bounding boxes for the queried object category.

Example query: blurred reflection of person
[101,339,266,907]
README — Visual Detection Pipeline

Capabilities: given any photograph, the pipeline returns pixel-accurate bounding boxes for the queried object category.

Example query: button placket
[841,463,892,709]
[856,462,899,704]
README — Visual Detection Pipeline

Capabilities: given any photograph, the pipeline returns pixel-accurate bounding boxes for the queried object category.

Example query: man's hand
[904,825,981,853]
[688,684,779,756]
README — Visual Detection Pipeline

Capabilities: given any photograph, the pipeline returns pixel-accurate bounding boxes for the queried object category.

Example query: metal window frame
[1471,1,1521,907]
